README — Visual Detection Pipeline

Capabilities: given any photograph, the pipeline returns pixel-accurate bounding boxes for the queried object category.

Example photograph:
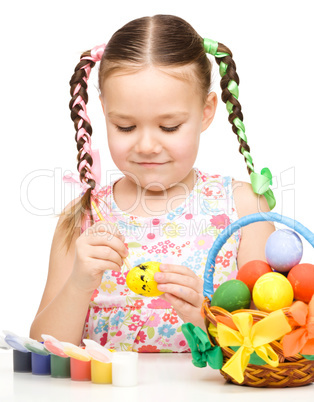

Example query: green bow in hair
[203,38,277,212]
[203,38,229,58]
[181,323,223,369]
[250,167,276,210]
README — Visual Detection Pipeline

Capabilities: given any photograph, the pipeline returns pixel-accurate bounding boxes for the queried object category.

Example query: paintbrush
[91,200,132,271]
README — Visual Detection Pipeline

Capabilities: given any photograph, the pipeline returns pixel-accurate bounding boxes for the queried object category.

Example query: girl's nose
[134,130,162,154]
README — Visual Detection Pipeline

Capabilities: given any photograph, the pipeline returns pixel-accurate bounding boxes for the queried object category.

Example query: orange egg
[287,263,314,303]
[236,260,272,293]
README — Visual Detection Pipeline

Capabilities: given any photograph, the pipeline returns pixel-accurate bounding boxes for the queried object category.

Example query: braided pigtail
[69,44,105,195]
[59,45,106,252]
[203,38,276,210]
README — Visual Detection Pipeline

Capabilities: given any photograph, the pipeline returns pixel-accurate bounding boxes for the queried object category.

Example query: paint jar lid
[83,339,115,363]
[3,330,30,353]
[62,342,91,361]
[24,339,50,356]
[0,334,11,350]
[42,334,68,358]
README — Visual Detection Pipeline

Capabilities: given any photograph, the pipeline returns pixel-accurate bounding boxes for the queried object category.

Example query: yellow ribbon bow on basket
[217,309,291,383]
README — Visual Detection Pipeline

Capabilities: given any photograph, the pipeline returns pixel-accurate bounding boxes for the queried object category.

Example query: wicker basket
[202,212,314,388]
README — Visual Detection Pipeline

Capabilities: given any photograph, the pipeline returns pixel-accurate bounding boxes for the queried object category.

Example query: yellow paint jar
[91,358,112,384]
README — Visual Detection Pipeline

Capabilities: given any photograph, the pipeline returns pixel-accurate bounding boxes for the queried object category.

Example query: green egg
[211,280,251,312]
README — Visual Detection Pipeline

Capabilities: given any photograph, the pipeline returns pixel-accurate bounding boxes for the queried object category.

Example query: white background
[1,0,313,337]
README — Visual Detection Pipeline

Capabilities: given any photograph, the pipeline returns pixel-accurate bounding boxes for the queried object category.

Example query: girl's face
[100,65,217,194]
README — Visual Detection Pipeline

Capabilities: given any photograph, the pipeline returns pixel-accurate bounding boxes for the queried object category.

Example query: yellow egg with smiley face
[126,261,164,297]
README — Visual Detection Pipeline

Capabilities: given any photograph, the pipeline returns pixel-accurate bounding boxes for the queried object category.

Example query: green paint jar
[50,354,71,378]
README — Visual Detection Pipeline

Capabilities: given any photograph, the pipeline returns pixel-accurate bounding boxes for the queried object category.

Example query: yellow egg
[126,261,164,297]
[252,272,294,312]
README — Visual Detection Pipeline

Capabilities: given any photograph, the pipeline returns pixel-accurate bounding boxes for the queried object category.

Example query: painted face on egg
[126,261,164,297]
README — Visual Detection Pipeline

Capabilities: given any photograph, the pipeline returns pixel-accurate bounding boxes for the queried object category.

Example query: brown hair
[58,14,250,252]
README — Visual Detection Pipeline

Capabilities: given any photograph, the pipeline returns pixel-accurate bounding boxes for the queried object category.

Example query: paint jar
[112,352,138,387]
[70,358,91,381]
[31,352,51,375]
[4,332,32,373]
[90,359,112,384]
[50,354,71,378]
[13,349,32,373]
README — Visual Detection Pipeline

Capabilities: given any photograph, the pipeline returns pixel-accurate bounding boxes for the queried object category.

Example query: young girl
[30,14,275,352]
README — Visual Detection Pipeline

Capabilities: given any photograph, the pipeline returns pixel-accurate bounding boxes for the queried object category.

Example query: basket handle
[203,212,314,299]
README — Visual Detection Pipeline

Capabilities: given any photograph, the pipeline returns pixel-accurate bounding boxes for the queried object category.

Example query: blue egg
[265,229,303,272]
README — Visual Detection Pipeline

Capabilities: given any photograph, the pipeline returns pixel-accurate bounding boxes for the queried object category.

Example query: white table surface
[0,349,313,402]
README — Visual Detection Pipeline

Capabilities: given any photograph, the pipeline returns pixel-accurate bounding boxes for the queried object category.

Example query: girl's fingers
[88,245,125,268]
[155,266,203,294]
[161,293,186,311]
[76,220,130,273]
[159,264,197,277]
[88,257,123,273]
[155,271,202,293]
[82,224,128,259]
[157,283,202,308]
[156,265,205,329]
[159,292,207,332]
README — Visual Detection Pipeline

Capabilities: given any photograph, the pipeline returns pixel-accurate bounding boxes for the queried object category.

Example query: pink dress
[81,167,241,352]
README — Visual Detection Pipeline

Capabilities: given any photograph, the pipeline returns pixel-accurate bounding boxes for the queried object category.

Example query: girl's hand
[154,264,206,331]
[70,220,129,294]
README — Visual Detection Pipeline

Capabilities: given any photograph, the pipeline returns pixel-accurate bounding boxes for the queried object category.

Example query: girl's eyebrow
[107,111,189,119]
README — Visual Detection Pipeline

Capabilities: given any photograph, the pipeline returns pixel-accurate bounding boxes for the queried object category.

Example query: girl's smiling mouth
[137,162,168,168]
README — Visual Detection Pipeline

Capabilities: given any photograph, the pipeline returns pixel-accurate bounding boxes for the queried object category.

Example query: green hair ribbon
[181,323,223,369]
[203,37,276,210]
[203,38,229,58]
[250,168,276,210]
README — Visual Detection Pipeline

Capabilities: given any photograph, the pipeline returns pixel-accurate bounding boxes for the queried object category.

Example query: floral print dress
[81,167,241,352]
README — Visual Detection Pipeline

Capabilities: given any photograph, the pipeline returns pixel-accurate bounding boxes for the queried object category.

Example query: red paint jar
[70,357,91,381]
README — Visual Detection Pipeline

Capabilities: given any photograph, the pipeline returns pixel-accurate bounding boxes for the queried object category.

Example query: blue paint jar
[31,352,51,375]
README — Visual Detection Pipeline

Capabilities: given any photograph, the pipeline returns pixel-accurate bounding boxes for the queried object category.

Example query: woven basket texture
[203,299,314,387]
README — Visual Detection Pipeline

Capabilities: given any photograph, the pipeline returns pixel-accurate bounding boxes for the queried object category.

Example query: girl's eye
[116,126,136,132]
[115,124,181,133]
[161,125,181,132]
